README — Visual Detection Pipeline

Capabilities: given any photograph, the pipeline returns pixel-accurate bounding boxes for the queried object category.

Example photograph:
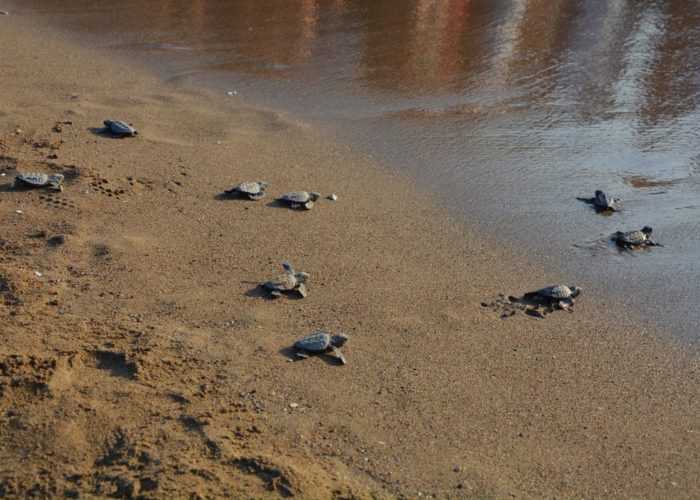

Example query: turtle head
[258,181,268,189]
[309,192,321,202]
[48,173,64,183]
[594,190,604,197]
[330,334,348,347]
[569,286,582,298]
[295,272,309,283]
[641,226,653,235]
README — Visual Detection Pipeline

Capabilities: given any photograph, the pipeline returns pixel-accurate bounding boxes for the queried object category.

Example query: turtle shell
[15,172,50,187]
[536,285,574,299]
[104,119,136,136]
[294,332,331,353]
[618,229,648,245]
[235,181,266,195]
[264,273,298,292]
[280,191,312,203]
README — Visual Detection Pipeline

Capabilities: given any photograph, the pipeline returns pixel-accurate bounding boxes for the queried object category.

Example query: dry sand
[1,12,698,498]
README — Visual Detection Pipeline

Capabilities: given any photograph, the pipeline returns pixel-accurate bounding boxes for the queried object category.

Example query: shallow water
[10,0,700,339]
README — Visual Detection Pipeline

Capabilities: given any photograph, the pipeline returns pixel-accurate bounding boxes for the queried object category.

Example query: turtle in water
[577,190,620,212]
[293,332,348,365]
[263,261,309,298]
[523,284,582,310]
[15,172,64,191]
[613,226,656,249]
[278,191,320,210]
[225,181,267,200]
[103,119,138,137]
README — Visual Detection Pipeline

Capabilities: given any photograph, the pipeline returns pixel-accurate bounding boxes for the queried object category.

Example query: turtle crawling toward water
[293,332,348,365]
[577,190,620,212]
[278,191,320,210]
[225,181,267,200]
[15,172,64,191]
[523,284,582,310]
[613,226,657,249]
[103,119,138,137]
[263,261,309,298]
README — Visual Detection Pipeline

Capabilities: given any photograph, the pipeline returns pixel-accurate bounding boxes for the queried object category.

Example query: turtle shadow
[243,284,304,301]
[88,127,127,139]
[279,346,301,362]
[265,199,291,209]
[278,346,344,366]
[0,182,17,192]
[265,199,311,211]
[244,284,276,300]
[1,182,55,193]
[214,192,261,202]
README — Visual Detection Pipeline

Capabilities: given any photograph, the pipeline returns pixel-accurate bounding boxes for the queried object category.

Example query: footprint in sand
[37,191,77,210]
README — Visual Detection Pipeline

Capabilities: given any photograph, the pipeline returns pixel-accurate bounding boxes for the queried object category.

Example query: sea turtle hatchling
[263,261,309,298]
[613,226,656,249]
[523,284,582,310]
[293,332,348,365]
[225,181,267,200]
[577,190,619,211]
[103,119,138,137]
[278,191,320,210]
[15,173,64,191]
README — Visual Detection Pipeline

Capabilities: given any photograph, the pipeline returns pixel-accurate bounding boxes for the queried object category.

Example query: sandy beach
[1,11,699,498]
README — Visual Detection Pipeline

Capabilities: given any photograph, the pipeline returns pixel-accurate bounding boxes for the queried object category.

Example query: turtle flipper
[329,345,346,365]
[295,349,310,359]
[556,299,573,310]
[303,200,315,210]
[297,283,307,298]
[576,197,595,204]
[249,192,265,200]
[281,261,295,274]
[269,290,282,298]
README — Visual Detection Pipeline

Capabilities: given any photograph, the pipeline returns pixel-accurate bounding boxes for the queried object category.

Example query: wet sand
[1,11,699,498]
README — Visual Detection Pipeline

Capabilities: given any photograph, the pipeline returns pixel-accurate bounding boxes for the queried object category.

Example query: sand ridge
[1,11,699,498]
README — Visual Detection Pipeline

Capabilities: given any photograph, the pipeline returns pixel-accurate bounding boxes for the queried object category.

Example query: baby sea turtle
[293,332,348,365]
[278,191,320,210]
[15,173,64,191]
[523,284,582,310]
[103,119,138,137]
[263,261,309,298]
[225,181,267,200]
[613,226,656,248]
[577,190,619,211]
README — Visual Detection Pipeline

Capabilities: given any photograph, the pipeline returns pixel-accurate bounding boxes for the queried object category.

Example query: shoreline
[1,10,699,498]
[7,0,699,342]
